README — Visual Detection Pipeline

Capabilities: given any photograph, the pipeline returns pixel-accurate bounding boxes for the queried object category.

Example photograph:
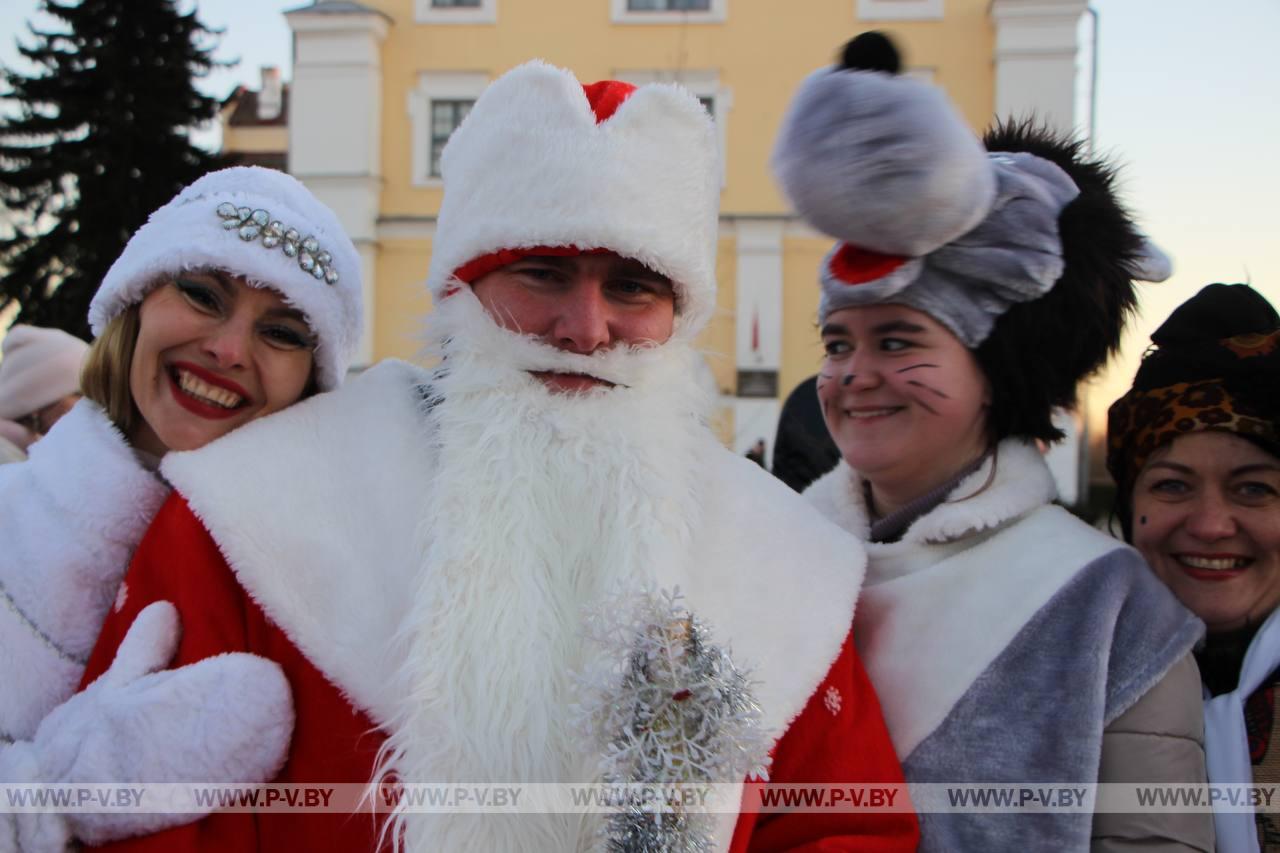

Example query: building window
[429,100,472,177]
[856,0,943,21]
[415,0,496,24]
[409,72,489,186]
[611,0,725,24]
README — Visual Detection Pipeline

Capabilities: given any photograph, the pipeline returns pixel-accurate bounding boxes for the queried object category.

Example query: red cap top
[581,79,638,123]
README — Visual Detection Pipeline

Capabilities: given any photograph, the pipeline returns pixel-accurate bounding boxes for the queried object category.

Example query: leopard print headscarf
[1107,284,1280,503]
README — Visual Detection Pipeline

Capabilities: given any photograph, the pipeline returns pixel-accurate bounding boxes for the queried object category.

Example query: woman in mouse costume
[775,33,1212,851]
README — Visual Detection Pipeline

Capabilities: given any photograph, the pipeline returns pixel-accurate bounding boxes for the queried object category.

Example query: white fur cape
[0,400,170,744]
[806,440,1125,758]
[162,360,866,849]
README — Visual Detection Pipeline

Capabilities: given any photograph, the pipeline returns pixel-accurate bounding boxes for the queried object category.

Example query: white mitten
[0,602,294,852]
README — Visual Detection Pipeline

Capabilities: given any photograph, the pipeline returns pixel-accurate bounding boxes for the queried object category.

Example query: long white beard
[379,293,712,852]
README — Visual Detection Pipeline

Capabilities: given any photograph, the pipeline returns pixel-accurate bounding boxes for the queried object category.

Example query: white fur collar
[163,361,863,828]
[27,399,170,547]
[163,361,436,721]
[805,439,1058,547]
[805,439,1125,758]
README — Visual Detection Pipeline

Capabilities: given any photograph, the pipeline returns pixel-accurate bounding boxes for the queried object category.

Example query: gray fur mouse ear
[1130,235,1173,282]
[772,33,996,257]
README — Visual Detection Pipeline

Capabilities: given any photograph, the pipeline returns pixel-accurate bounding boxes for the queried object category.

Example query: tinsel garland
[576,587,771,852]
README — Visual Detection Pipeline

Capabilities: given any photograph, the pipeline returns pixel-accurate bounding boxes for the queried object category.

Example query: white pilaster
[732,219,785,462]
[990,0,1088,134]
[285,3,391,367]
[991,0,1089,504]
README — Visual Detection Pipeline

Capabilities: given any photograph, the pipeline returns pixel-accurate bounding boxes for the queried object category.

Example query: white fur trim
[90,166,362,390]
[163,361,433,722]
[680,441,863,738]
[427,61,720,341]
[0,399,169,742]
[807,440,1127,758]
[1205,605,1280,852]
[164,361,864,850]
[806,439,1058,547]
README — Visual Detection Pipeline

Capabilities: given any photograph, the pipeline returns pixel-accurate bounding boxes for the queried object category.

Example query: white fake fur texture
[90,166,362,390]
[427,61,720,342]
[806,440,1130,757]
[0,602,293,850]
[0,399,169,743]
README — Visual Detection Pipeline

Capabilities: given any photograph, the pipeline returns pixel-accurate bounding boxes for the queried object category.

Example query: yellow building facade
[278,0,1090,467]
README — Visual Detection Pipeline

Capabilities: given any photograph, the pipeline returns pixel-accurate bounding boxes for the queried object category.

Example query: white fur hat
[426,61,721,341]
[89,166,362,390]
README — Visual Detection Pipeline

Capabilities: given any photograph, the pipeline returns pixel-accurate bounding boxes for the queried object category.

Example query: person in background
[745,438,767,467]
[0,165,364,852]
[774,32,1211,851]
[771,375,840,492]
[0,325,89,464]
[1109,282,1280,853]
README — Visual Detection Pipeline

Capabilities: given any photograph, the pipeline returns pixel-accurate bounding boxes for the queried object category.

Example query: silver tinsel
[576,588,771,853]
[215,202,339,285]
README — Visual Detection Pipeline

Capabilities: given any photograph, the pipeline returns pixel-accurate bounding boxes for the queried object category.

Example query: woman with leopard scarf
[1110,282,1280,853]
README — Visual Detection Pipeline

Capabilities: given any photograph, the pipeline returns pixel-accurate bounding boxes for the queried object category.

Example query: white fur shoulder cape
[163,360,865,745]
[806,440,1133,758]
[0,399,170,743]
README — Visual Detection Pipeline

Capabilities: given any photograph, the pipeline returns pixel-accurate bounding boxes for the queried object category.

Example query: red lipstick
[167,362,249,421]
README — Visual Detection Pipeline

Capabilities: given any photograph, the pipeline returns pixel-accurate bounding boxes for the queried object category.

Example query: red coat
[81,493,917,852]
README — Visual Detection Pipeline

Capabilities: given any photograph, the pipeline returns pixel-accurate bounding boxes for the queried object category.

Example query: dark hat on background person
[772,32,1169,444]
[1107,283,1280,537]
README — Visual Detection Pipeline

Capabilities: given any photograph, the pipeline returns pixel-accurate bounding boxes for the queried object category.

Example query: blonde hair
[81,305,141,436]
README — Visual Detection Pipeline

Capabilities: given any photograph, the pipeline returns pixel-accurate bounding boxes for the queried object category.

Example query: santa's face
[470,253,676,393]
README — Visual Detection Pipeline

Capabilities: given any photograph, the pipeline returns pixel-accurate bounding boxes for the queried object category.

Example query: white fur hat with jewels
[426,60,721,341]
[89,166,362,390]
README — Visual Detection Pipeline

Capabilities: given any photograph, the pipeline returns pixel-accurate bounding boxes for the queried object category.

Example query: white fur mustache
[427,288,683,391]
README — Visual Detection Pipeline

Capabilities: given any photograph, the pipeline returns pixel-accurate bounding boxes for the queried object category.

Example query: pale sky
[2,0,1277,438]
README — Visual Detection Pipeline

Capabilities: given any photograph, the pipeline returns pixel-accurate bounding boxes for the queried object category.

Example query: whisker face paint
[842,374,856,387]
[896,363,939,374]
[906,379,951,399]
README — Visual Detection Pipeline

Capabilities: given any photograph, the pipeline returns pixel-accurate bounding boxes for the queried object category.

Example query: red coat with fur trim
[79,493,916,852]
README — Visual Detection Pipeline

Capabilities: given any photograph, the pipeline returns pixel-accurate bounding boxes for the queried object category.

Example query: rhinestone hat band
[215,202,339,285]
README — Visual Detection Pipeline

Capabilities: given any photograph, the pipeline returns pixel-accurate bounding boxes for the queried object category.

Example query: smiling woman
[776,32,1210,851]
[124,271,317,456]
[0,166,362,849]
[1108,283,1280,852]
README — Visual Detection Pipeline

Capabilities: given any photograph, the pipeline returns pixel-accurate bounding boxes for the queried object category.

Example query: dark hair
[974,120,1142,444]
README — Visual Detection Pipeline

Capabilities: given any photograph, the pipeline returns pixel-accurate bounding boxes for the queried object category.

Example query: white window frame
[407,71,489,187]
[415,0,497,25]
[615,69,730,188]
[856,0,943,21]
[611,0,726,25]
